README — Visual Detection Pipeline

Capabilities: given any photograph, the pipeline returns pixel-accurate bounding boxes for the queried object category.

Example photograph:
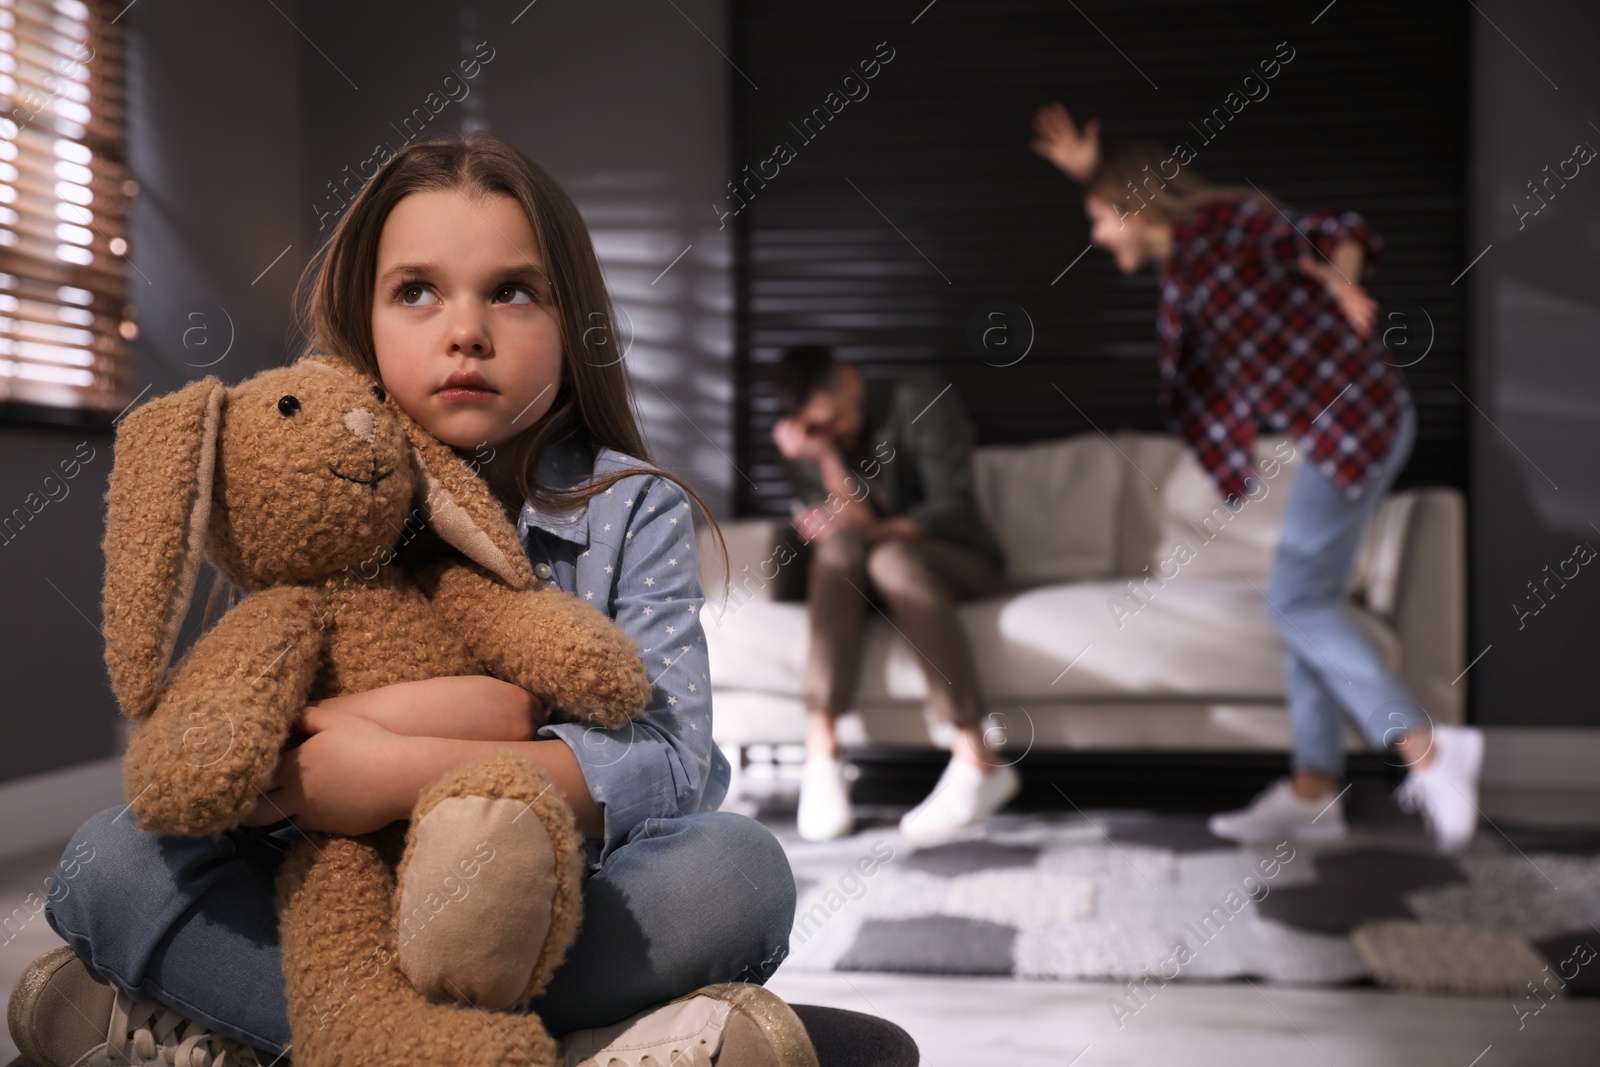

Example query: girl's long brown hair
[1085,138,1276,226]
[196,135,731,633]
[290,131,727,582]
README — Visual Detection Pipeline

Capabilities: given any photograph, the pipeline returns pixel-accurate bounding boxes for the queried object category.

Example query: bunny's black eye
[370,385,387,402]
[278,395,301,416]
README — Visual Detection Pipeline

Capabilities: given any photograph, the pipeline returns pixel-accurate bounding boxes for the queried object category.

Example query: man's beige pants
[804,526,1006,728]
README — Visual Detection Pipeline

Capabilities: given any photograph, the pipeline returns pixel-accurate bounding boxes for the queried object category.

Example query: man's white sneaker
[797,756,855,841]
[1208,778,1350,845]
[1394,724,1484,855]
[898,759,1020,846]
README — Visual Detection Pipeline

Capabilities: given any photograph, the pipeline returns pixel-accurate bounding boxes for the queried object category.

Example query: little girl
[21,133,801,1066]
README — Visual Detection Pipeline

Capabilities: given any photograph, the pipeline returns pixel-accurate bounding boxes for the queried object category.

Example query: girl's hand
[240,705,416,836]
[311,676,545,742]
[1298,253,1377,339]
[1030,102,1101,182]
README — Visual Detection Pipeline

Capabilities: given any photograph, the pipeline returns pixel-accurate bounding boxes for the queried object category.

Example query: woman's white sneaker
[898,759,1020,846]
[1208,778,1350,845]
[1394,724,1484,855]
[797,756,855,841]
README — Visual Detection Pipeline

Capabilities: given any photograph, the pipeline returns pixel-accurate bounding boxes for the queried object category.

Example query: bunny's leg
[391,752,586,1011]
[275,831,564,1067]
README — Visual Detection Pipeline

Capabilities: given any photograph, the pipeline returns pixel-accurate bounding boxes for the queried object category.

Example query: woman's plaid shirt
[1156,195,1410,504]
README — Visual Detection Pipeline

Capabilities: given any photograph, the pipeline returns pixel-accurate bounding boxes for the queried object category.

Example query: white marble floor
[5,839,1599,1066]
[767,969,1600,1067]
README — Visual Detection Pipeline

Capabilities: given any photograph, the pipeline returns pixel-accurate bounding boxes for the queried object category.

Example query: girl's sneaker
[560,982,820,1067]
[8,946,270,1067]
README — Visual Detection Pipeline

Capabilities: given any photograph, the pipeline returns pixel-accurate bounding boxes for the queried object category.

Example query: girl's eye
[391,280,541,306]
[394,281,438,307]
[495,283,538,305]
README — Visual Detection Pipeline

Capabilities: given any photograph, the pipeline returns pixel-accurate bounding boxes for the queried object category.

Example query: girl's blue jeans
[44,806,796,1060]
[1267,395,1426,780]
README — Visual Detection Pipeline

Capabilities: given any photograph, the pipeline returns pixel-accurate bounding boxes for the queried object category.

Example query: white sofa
[697,430,1465,764]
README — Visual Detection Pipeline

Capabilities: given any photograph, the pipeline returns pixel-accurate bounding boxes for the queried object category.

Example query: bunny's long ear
[298,351,535,589]
[102,376,226,719]
[403,419,536,590]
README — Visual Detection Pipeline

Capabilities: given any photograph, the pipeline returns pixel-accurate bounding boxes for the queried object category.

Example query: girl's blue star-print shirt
[516,436,730,870]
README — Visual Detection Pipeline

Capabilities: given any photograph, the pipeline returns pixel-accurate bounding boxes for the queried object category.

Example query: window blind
[0,0,131,420]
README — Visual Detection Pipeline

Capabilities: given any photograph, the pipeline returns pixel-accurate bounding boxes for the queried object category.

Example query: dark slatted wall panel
[729,0,1469,517]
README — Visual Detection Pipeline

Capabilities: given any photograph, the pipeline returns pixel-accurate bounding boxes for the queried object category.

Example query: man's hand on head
[772,415,836,463]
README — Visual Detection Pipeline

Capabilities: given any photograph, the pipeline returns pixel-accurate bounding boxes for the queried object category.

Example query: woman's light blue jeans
[1267,396,1425,780]
[44,808,796,1061]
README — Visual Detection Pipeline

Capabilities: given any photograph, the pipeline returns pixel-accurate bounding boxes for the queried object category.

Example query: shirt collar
[515,436,596,546]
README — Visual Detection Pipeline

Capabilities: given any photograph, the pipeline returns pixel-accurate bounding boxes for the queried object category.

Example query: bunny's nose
[343,407,376,442]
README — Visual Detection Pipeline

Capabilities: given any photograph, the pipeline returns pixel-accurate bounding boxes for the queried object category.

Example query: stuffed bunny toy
[100,352,653,1067]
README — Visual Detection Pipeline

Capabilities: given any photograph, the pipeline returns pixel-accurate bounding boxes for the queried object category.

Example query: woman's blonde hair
[1085,138,1275,227]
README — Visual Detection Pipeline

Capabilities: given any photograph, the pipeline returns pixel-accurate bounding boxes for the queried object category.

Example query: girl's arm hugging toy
[99,351,653,1067]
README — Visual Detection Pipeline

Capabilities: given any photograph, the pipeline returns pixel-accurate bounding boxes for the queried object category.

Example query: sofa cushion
[1114,431,1306,581]
[971,435,1124,586]
[702,577,1400,706]
[980,577,1398,700]
[1348,490,1416,616]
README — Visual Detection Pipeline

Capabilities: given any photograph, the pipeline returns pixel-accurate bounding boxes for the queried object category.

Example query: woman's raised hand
[1030,101,1101,182]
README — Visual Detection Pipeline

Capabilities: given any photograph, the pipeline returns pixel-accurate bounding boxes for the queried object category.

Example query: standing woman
[1030,103,1484,853]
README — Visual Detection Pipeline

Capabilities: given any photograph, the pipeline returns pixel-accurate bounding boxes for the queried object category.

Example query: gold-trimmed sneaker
[560,981,819,1067]
[7,945,270,1067]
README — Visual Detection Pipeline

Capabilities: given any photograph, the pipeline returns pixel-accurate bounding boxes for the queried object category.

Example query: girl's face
[371,189,563,452]
[1085,192,1149,275]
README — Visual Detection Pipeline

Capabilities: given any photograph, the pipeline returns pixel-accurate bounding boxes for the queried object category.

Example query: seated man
[769,344,1017,844]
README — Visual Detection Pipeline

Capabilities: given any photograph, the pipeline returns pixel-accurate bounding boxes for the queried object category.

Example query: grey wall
[0,2,308,784]
[0,426,116,780]
[1467,0,1600,726]
[0,0,735,785]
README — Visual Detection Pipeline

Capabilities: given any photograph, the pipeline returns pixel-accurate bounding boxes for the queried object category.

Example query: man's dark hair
[770,344,842,418]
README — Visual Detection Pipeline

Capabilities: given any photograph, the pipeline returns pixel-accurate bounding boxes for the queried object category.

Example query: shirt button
[534,562,554,580]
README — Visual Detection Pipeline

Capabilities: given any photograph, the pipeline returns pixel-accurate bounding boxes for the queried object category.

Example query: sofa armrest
[1351,487,1467,725]
[696,517,806,604]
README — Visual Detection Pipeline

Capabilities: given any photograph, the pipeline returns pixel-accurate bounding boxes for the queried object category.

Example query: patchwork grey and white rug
[775,812,1600,999]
